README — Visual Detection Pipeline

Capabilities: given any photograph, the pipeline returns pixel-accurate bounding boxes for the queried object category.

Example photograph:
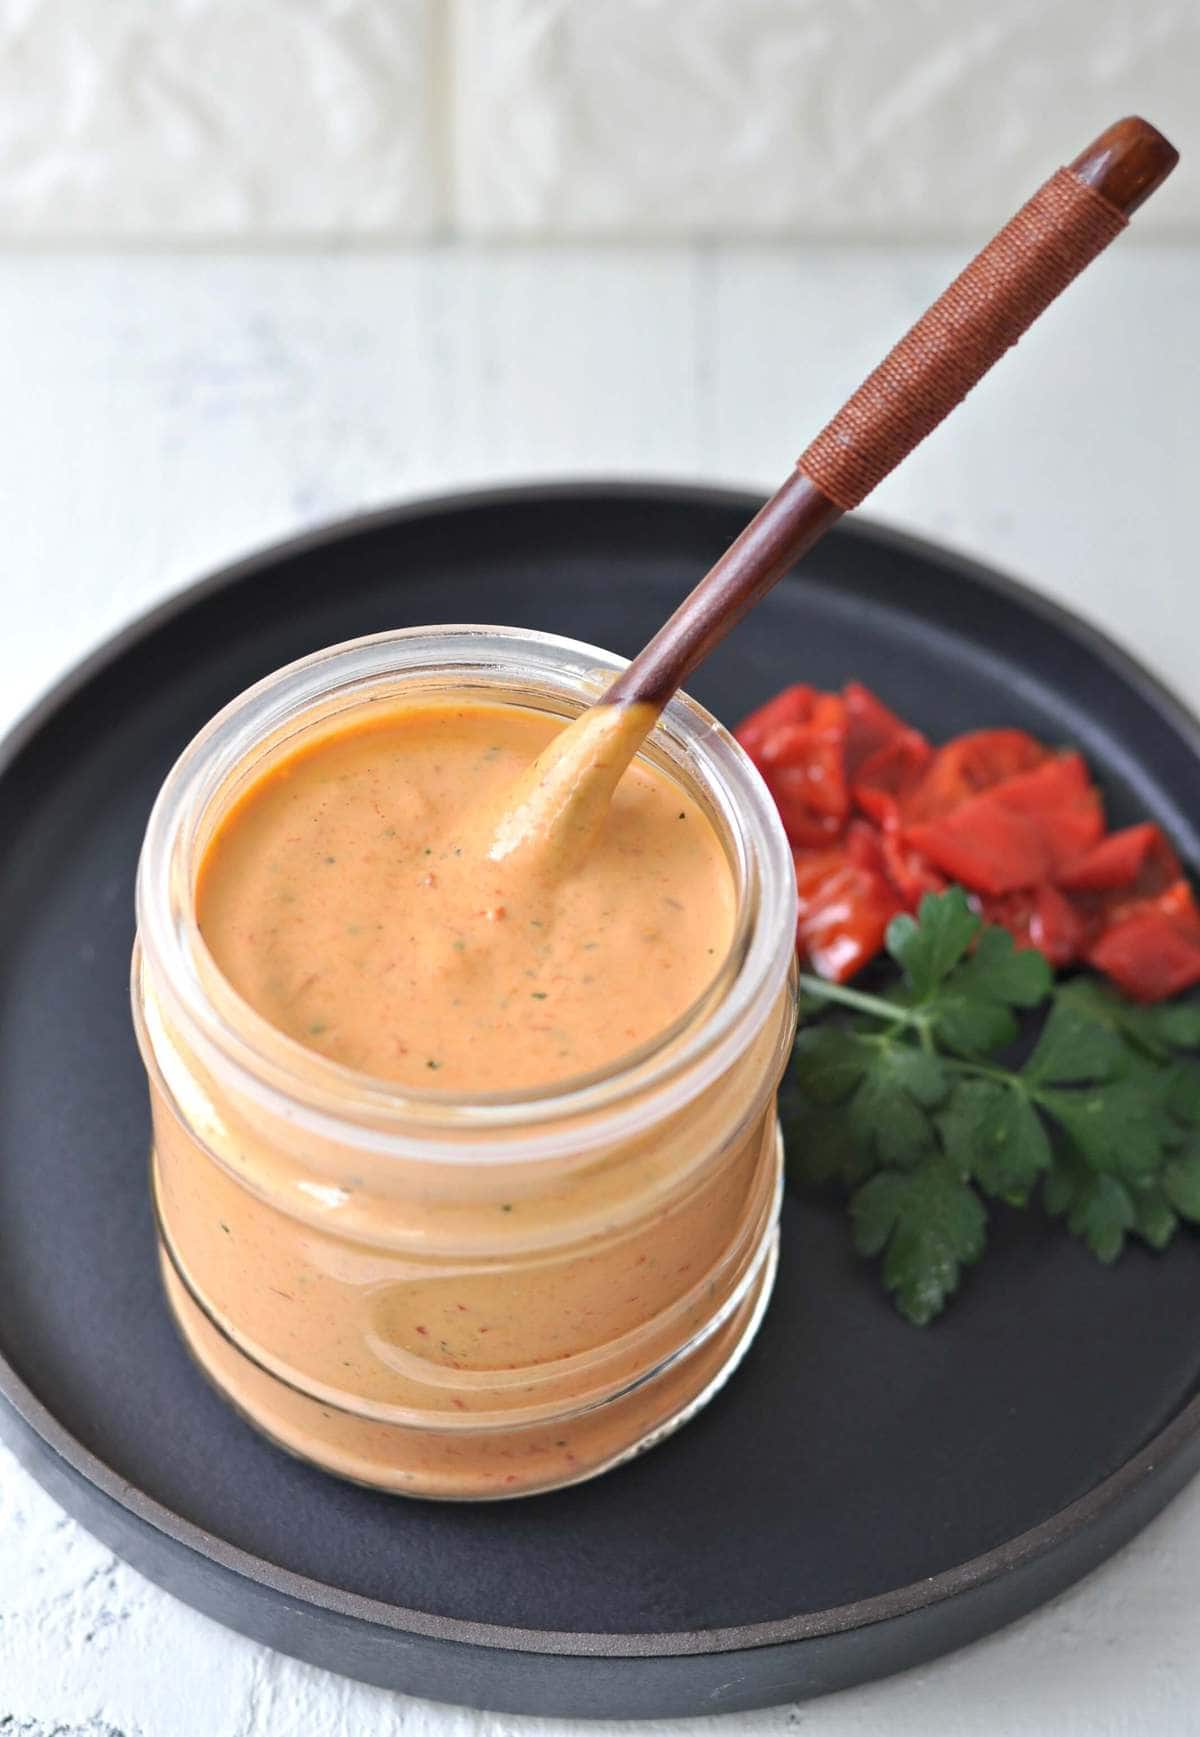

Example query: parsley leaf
[783,1097,878,1191]
[1156,1003,1200,1050]
[1053,977,1174,1062]
[930,924,1053,1058]
[1024,999,1125,1085]
[787,1028,948,1172]
[932,990,1020,1059]
[784,887,1200,1326]
[938,1079,1051,1205]
[1043,1147,1140,1261]
[886,888,979,998]
[1167,1061,1200,1126]
[1063,1171,1136,1263]
[788,1025,871,1104]
[1163,1143,1200,1222]
[850,1153,987,1325]
[1036,1080,1167,1184]
[1131,1182,1178,1250]
[847,1056,935,1169]
[954,924,1054,1009]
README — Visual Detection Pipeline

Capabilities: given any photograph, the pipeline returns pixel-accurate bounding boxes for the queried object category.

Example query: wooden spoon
[489,117,1178,876]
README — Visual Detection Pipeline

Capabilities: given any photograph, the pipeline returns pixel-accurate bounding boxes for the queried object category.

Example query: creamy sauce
[197,701,736,1092]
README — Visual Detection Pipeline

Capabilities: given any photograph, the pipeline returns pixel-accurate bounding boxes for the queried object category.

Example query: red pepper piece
[1087,880,1200,1001]
[982,752,1105,873]
[904,729,1047,823]
[1060,823,1182,945]
[1058,821,1181,895]
[842,681,910,776]
[979,883,1086,968]
[853,731,934,830]
[1033,883,1089,966]
[735,684,816,761]
[757,695,849,815]
[982,748,1090,810]
[756,693,850,839]
[763,769,846,847]
[906,752,1104,894]
[793,845,904,982]
[844,817,888,873]
[880,829,947,909]
[905,801,1052,894]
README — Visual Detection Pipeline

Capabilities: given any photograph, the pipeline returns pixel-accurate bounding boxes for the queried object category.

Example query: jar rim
[135,625,797,1161]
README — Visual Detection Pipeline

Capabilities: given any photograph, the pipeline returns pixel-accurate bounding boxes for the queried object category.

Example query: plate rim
[3,475,1200,1665]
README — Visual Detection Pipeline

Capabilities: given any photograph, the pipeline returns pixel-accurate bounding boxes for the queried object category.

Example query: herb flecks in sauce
[196,701,736,1093]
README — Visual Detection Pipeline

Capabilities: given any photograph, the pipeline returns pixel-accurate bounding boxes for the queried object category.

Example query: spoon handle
[603,117,1178,713]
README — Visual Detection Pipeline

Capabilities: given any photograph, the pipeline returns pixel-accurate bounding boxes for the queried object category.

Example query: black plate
[3,483,1200,1721]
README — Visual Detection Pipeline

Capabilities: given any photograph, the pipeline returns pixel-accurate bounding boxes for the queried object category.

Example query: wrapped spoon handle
[603,117,1178,713]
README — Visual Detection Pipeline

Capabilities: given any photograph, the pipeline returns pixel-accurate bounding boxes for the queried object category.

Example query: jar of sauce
[133,626,797,1499]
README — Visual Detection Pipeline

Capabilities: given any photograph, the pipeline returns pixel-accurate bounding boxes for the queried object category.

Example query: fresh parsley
[783,888,1200,1324]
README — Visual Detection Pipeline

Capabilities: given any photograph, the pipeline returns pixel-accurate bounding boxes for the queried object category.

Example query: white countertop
[1,244,1198,1737]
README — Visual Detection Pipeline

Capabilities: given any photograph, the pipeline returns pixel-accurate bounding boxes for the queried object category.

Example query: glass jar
[133,626,798,1500]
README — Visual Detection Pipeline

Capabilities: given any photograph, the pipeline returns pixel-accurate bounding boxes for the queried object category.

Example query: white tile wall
[0,0,1196,240]
[453,0,1200,239]
[0,0,438,238]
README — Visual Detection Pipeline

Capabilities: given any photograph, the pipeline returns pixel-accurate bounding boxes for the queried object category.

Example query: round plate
[3,483,1200,1721]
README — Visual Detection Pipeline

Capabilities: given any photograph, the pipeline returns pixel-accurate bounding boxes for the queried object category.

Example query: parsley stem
[798,974,1028,1085]
[798,973,924,1026]
[940,1055,1024,1088]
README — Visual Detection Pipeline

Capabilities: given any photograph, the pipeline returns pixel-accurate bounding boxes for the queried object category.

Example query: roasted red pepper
[906,802,1052,895]
[734,684,817,761]
[978,884,1086,969]
[842,681,910,776]
[756,694,850,820]
[905,753,1105,894]
[1059,821,1181,904]
[880,829,946,909]
[754,692,850,846]
[903,729,1046,823]
[980,753,1105,872]
[735,681,1197,1001]
[793,836,904,983]
[853,731,932,831]
[1086,880,1200,1001]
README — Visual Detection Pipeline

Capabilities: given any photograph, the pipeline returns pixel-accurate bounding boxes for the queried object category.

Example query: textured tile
[0,0,439,237]
[453,0,1200,238]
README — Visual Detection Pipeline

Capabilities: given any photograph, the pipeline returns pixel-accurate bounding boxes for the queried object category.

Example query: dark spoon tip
[1070,116,1179,219]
